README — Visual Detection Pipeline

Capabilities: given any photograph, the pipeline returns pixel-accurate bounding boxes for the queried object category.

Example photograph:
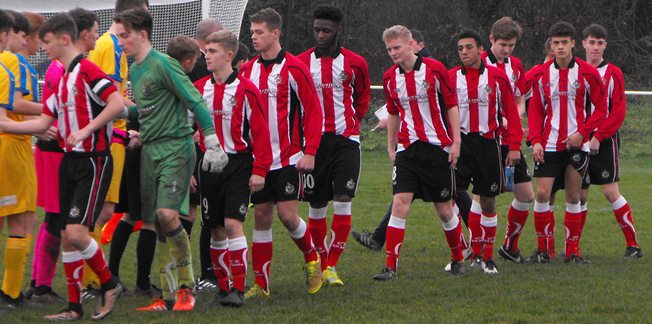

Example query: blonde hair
[205,30,239,54]
[382,25,412,42]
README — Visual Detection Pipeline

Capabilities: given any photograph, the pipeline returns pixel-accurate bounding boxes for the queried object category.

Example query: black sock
[180,218,194,240]
[454,188,472,226]
[108,221,134,277]
[68,302,83,315]
[372,203,392,245]
[199,225,214,280]
[136,229,157,290]
[44,212,62,238]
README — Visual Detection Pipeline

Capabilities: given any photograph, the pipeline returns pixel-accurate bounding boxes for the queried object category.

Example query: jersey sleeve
[288,59,323,156]
[0,67,15,110]
[351,54,371,121]
[580,64,607,139]
[2,53,28,95]
[83,61,118,103]
[87,34,126,83]
[383,71,398,115]
[496,69,523,150]
[434,62,457,109]
[594,66,626,141]
[160,56,216,137]
[244,83,272,177]
[512,58,526,97]
[527,76,546,146]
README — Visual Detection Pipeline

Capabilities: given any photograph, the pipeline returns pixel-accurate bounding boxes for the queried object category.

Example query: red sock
[613,197,639,247]
[228,237,248,292]
[533,202,551,254]
[327,207,351,268]
[564,203,582,257]
[308,208,328,270]
[442,216,463,262]
[504,201,530,252]
[251,230,273,291]
[79,239,111,285]
[209,240,230,293]
[468,202,483,257]
[62,251,84,306]
[547,211,556,258]
[289,219,318,263]
[458,216,469,251]
[481,212,497,261]
[385,216,406,271]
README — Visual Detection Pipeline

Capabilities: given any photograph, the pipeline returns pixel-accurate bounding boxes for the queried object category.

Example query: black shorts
[189,142,203,206]
[392,141,454,203]
[251,165,301,204]
[59,153,113,231]
[302,134,360,204]
[115,147,142,221]
[456,134,504,197]
[587,134,620,185]
[533,150,589,180]
[501,145,532,184]
[199,153,252,228]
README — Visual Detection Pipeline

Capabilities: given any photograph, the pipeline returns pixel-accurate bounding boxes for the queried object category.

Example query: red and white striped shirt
[528,58,607,152]
[589,61,626,142]
[449,64,523,150]
[42,55,117,153]
[383,56,458,152]
[482,50,526,96]
[195,72,273,177]
[296,47,370,141]
[240,49,323,170]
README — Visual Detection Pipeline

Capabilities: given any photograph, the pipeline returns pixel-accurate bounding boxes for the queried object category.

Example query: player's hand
[66,127,92,147]
[589,137,600,155]
[127,130,141,149]
[372,118,388,131]
[202,134,228,173]
[448,142,460,169]
[249,174,265,193]
[387,147,396,163]
[296,154,315,173]
[35,126,57,141]
[506,150,520,167]
[532,143,544,163]
[190,175,197,193]
[192,130,200,143]
[564,132,584,150]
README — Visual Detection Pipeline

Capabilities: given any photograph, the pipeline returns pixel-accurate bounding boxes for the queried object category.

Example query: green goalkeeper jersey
[128,48,215,143]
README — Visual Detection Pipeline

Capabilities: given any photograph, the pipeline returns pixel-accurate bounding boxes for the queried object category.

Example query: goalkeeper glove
[202,134,228,173]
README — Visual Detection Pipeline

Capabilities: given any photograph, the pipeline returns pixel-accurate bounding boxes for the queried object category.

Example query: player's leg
[372,191,413,281]
[501,151,534,263]
[305,136,331,269]
[247,201,274,298]
[563,158,587,263]
[435,200,465,276]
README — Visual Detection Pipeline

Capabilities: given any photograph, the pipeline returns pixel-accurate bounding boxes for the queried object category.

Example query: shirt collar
[67,54,84,73]
[314,46,341,58]
[554,56,576,69]
[399,55,423,74]
[461,61,486,75]
[211,71,238,85]
[486,50,509,64]
[257,48,286,65]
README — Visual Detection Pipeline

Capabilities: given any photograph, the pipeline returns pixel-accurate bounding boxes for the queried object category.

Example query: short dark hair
[233,41,250,66]
[39,13,78,42]
[583,23,608,40]
[167,35,200,63]
[313,5,342,24]
[6,10,30,34]
[491,16,523,40]
[457,28,483,48]
[249,7,282,31]
[68,8,98,38]
[0,10,13,34]
[549,21,575,38]
[21,12,45,37]
[114,8,153,41]
[115,0,150,14]
[411,28,425,44]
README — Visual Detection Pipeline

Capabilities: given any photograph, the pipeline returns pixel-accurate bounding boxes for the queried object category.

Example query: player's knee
[333,194,352,203]
[225,219,244,238]
[602,184,621,203]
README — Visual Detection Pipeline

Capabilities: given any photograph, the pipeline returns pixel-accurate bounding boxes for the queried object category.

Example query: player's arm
[571,67,606,149]
[437,63,460,167]
[352,56,371,121]
[246,87,272,192]
[0,114,54,134]
[497,74,523,166]
[446,106,461,168]
[67,91,125,146]
[384,76,399,162]
[528,77,545,163]
[290,62,323,173]
[594,68,626,142]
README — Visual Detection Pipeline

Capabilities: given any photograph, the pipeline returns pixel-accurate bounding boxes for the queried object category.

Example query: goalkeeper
[114,8,227,311]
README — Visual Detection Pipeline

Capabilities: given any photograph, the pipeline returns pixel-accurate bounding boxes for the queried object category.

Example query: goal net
[4,0,249,78]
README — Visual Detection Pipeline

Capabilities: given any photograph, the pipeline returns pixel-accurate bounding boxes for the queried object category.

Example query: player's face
[550,36,574,61]
[25,34,40,56]
[81,21,100,52]
[313,18,339,50]
[40,32,64,60]
[181,55,198,74]
[0,31,8,51]
[490,36,517,60]
[205,42,233,73]
[115,23,144,57]
[582,36,606,62]
[384,36,413,65]
[8,29,26,53]
[458,37,483,67]
[250,22,278,53]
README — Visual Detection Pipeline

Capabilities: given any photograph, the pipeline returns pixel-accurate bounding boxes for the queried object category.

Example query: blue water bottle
[505,166,515,192]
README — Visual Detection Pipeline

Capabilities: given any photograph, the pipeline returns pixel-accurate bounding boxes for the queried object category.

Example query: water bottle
[505,166,515,192]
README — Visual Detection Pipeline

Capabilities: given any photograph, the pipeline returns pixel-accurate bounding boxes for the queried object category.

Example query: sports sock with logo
[328,202,352,268]
[308,206,328,270]
[251,229,272,291]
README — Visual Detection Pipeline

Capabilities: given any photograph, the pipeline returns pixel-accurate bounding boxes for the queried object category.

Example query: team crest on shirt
[238,203,248,215]
[485,84,493,94]
[70,206,80,218]
[490,183,499,192]
[511,72,517,83]
[601,170,610,179]
[339,71,349,82]
[421,80,430,90]
[440,188,450,198]
[284,182,296,194]
[572,80,580,89]
[346,178,356,190]
[142,83,152,97]
[572,153,581,163]
[602,76,607,84]
[227,94,237,107]
[271,73,282,84]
